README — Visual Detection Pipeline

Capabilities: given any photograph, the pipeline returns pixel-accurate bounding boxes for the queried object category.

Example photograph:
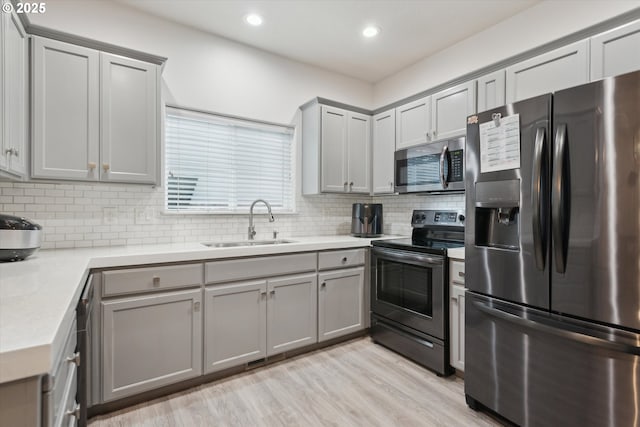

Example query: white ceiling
[115,0,540,83]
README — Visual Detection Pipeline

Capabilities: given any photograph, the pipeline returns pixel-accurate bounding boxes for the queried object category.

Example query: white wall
[29,0,373,124]
[373,0,640,107]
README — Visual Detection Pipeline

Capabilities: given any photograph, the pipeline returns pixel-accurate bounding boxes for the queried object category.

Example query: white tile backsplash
[0,181,464,248]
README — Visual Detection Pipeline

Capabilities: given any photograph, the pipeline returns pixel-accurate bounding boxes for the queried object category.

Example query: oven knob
[458,214,465,222]
[421,215,426,220]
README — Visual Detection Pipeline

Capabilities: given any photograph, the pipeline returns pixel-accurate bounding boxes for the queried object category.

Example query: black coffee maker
[350,203,383,237]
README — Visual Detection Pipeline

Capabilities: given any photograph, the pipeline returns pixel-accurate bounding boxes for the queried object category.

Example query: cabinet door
[100,53,158,184]
[477,70,506,113]
[346,112,371,193]
[591,19,640,80]
[506,40,589,103]
[32,37,100,180]
[450,285,466,372]
[0,12,4,172]
[395,96,431,149]
[102,289,202,402]
[318,267,364,342]
[372,109,396,194]
[320,106,348,192]
[2,11,27,177]
[204,280,267,374]
[431,81,476,141]
[266,273,317,355]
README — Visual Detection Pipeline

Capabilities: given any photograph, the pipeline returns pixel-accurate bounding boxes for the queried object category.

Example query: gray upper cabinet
[101,289,203,402]
[477,70,506,113]
[32,37,100,181]
[346,111,371,193]
[302,102,371,194]
[204,280,267,374]
[318,267,365,342]
[266,273,318,356]
[431,81,476,141]
[506,40,589,103]
[1,11,27,178]
[320,105,348,193]
[395,96,431,149]
[100,53,158,184]
[32,36,160,184]
[372,109,396,194]
[590,19,640,80]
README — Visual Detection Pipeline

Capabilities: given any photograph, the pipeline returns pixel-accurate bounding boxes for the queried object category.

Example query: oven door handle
[372,247,443,267]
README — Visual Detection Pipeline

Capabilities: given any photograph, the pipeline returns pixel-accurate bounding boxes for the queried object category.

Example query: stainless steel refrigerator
[465,70,640,426]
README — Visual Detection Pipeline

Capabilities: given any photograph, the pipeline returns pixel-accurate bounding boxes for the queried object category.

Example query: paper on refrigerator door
[479,114,521,173]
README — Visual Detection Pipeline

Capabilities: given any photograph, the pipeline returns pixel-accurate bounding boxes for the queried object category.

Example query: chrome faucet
[248,199,275,240]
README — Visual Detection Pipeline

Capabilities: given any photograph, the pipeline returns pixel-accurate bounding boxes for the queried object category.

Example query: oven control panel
[412,210,465,227]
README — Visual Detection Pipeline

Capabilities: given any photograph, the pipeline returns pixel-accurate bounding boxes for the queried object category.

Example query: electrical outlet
[135,207,155,224]
[103,207,118,225]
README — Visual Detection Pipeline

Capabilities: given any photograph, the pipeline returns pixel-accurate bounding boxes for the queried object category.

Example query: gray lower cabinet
[204,280,267,374]
[317,267,365,342]
[266,273,318,355]
[101,289,202,402]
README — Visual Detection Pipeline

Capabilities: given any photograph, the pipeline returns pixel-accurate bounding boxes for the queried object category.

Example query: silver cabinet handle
[4,148,17,156]
[458,271,465,278]
[321,282,326,288]
[66,404,80,419]
[270,289,275,295]
[12,148,19,157]
[261,291,267,297]
[193,301,200,312]
[66,352,80,366]
[341,257,348,263]
[152,276,160,286]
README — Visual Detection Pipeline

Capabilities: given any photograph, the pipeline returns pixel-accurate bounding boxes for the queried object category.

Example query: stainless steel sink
[202,239,296,248]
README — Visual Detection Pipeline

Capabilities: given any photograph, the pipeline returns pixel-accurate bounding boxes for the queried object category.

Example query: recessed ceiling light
[362,26,380,38]
[245,13,263,26]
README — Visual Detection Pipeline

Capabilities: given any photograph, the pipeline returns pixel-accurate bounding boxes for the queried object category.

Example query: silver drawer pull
[321,282,326,288]
[341,257,348,263]
[66,352,80,367]
[458,271,465,278]
[66,404,80,419]
[193,301,201,312]
[152,276,160,286]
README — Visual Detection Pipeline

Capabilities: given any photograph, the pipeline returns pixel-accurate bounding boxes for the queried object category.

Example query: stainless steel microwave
[395,136,465,194]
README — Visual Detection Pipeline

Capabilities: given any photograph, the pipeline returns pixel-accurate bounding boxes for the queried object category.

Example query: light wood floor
[90,337,503,427]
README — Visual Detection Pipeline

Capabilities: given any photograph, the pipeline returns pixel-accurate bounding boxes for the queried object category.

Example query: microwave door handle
[439,145,449,189]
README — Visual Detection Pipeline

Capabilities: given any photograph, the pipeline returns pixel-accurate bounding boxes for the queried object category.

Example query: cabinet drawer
[43,319,77,427]
[102,264,203,296]
[318,249,365,270]
[450,260,465,285]
[205,253,316,284]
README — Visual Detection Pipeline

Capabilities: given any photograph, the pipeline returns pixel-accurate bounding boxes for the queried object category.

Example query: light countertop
[448,247,465,260]
[0,235,397,384]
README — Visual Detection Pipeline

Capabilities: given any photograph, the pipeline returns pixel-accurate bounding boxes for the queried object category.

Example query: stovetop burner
[372,209,465,255]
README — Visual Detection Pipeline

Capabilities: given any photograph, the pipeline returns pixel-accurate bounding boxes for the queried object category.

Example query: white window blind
[165,107,294,213]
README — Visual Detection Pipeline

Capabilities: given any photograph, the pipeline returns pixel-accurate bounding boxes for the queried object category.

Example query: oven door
[395,137,465,193]
[371,247,445,339]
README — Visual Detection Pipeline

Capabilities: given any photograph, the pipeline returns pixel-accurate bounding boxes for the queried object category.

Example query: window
[165,107,294,213]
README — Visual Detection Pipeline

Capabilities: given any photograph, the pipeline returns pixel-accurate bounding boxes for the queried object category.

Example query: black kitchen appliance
[351,203,383,237]
[465,70,640,425]
[0,214,42,261]
[370,209,464,375]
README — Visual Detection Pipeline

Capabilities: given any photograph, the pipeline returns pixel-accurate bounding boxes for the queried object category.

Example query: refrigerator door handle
[473,300,640,355]
[439,145,449,189]
[552,124,569,273]
[532,127,547,270]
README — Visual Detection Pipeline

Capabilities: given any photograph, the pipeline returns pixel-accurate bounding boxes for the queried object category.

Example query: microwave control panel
[450,149,464,182]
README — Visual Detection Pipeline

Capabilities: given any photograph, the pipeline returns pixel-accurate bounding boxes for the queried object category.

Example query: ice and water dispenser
[474,179,520,250]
